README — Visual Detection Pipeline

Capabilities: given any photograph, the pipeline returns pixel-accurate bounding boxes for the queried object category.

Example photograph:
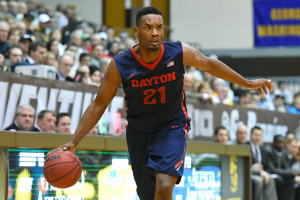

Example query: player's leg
[126,128,156,199]
[154,171,178,200]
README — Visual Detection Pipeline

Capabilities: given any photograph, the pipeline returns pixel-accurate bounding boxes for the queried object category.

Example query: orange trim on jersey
[181,90,188,120]
[130,43,164,71]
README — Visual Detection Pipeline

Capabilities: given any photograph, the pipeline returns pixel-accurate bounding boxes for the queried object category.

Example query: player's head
[134,6,164,51]
[136,6,162,26]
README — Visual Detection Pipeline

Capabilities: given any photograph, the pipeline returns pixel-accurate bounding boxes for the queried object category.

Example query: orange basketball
[43,150,82,188]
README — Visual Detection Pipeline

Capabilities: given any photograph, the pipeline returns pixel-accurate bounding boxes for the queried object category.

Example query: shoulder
[4,123,19,131]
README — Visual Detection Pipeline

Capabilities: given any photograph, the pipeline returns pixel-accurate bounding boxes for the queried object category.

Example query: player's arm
[49,59,122,154]
[182,42,273,95]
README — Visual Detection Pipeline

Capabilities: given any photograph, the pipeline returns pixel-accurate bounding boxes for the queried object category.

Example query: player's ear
[133,26,138,37]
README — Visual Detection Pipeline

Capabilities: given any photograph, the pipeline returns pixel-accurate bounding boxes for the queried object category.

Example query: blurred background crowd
[0,0,298,116]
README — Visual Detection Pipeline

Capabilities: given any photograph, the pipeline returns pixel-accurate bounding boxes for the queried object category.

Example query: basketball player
[49,6,273,200]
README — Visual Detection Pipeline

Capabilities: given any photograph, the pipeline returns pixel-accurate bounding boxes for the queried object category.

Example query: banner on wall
[254,0,300,46]
[1,72,300,143]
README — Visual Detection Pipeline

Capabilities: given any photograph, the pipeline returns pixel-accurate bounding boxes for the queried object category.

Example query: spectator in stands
[228,124,248,145]
[18,34,33,60]
[25,41,47,64]
[8,27,20,45]
[212,84,233,105]
[265,135,298,200]
[86,33,101,53]
[274,81,293,105]
[15,21,27,36]
[285,138,299,167]
[36,110,56,133]
[288,92,300,115]
[90,43,105,70]
[247,126,278,200]
[5,45,23,72]
[74,65,91,84]
[48,28,64,56]
[238,90,251,107]
[44,51,57,67]
[197,81,214,104]
[0,1,8,19]
[56,53,74,81]
[4,104,39,131]
[0,21,10,54]
[33,13,51,43]
[183,73,195,96]
[89,65,101,86]
[106,41,120,59]
[79,52,91,67]
[7,1,18,19]
[274,95,287,113]
[46,39,59,58]
[55,113,73,134]
[214,125,229,144]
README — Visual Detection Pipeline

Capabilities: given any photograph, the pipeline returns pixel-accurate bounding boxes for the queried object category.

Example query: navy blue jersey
[114,41,188,132]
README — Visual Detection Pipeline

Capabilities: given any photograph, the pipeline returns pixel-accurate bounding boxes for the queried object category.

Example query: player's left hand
[246,79,273,95]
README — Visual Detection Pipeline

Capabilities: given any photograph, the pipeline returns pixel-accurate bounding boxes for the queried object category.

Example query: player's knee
[156,180,174,195]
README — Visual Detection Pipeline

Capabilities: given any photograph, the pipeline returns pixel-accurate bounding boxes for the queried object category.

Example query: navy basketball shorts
[126,120,189,199]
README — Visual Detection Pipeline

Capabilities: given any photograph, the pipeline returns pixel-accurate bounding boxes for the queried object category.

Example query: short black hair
[56,112,70,126]
[250,126,262,135]
[79,52,91,62]
[214,125,227,136]
[136,6,162,26]
[29,41,46,55]
[38,110,56,120]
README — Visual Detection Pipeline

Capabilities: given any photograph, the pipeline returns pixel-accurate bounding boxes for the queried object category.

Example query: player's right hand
[47,142,76,155]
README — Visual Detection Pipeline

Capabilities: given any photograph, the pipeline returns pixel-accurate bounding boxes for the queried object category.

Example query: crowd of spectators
[4,103,97,135]
[216,124,300,200]
[0,0,299,115]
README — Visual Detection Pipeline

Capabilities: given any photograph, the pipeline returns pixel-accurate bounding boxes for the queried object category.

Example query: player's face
[135,14,164,51]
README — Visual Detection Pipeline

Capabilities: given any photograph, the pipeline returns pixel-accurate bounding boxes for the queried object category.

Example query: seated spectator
[33,13,51,43]
[4,104,39,131]
[46,39,59,58]
[274,95,287,113]
[212,84,233,105]
[0,45,23,72]
[288,92,300,115]
[238,90,251,107]
[90,43,105,70]
[197,81,214,104]
[74,65,91,84]
[56,53,74,81]
[8,27,20,45]
[24,41,47,64]
[89,65,101,86]
[247,126,278,200]
[228,124,248,145]
[79,52,91,67]
[44,51,57,67]
[36,110,56,133]
[274,81,293,105]
[0,21,10,54]
[55,112,73,134]
[265,135,299,200]
[18,34,33,60]
[214,125,229,144]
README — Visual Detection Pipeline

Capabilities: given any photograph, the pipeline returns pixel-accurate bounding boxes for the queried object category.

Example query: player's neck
[135,44,162,64]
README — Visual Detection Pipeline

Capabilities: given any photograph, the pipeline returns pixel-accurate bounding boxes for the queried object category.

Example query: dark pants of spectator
[275,176,295,200]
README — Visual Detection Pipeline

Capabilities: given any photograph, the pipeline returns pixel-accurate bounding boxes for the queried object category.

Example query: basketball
[43,150,82,189]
